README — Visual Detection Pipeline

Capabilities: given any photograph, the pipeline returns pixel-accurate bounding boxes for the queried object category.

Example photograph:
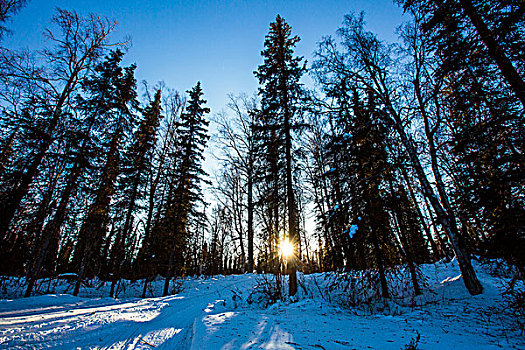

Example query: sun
[279,238,294,260]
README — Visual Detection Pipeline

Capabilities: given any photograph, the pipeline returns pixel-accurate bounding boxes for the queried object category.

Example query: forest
[0,0,523,309]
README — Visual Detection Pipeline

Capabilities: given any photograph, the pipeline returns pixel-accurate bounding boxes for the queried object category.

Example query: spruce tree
[71,50,139,296]
[156,82,210,296]
[107,89,163,296]
[255,15,305,296]
[348,88,398,298]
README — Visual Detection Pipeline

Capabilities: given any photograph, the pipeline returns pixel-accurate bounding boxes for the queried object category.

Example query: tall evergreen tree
[155,82,209,296]
[324,85,400,297]
[255,15,305,296]
[71,49,139,296]
[107,89,163,297]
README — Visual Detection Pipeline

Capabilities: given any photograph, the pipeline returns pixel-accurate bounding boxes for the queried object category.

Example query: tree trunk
[390,112,482,295]
[24,138,90,297]
[0,66,81,237]
[389,191,422,296]
[73,246,88,296]
[284,98,298,297]
[458,0,525,108]
[370,223,390,298]
[122,175,141,246]
[142,276,150,299]
[24,193,55,297]
[415,77,465,260]
[164,208,183,296]
[400,165,440,260]
[247,163,254,272]
[73,127,122,292]
[163,245,175,296]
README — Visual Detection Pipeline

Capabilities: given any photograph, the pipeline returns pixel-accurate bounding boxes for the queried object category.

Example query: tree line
[0,0,523,299]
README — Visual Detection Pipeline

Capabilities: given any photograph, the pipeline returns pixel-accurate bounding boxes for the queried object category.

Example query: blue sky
[5,0,406,115]
[4,0,407,227]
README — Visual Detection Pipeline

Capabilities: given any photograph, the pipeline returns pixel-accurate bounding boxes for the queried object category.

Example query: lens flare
[280,238,294,259]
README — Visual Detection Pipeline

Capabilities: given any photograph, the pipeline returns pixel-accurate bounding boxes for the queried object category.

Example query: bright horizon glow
[279,238,294,260]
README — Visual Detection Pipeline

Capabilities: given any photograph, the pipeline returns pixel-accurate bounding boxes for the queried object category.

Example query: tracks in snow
[0,276,249,349]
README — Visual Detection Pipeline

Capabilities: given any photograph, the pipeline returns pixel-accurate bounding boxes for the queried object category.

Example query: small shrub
[504,271,525,334]
[170,278,185,295]
[313,266,426,315]
[402,331,420,350]
[247,273,285,307]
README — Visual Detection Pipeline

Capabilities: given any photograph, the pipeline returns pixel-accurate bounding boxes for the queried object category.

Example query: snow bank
[0,260,523,349]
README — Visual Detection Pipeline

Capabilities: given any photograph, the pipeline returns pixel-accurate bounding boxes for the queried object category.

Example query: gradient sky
[4,0,407,224]
[5,0,406,115]
[5,0,406,202]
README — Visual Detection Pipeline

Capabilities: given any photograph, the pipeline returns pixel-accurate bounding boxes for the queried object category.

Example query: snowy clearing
[0,260,523,349]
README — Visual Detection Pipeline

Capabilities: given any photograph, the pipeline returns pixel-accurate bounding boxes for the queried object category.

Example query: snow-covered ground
[0,260,523,349]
